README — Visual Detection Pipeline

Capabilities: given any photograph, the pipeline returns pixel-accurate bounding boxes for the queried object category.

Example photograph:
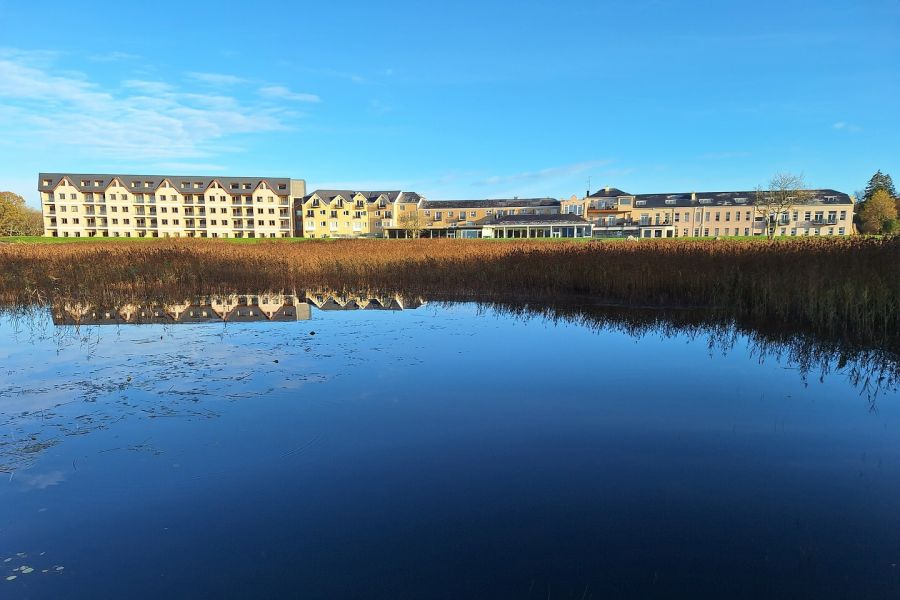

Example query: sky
[0,0,898,207]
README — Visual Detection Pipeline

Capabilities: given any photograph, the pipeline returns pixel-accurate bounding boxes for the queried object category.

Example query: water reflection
[49,290,426,325]
[2,289,900,598]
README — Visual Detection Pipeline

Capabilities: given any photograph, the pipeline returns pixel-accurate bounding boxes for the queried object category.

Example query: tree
[858,189,899,234]
[863,171,896,202]
[754,173,810,240]
[399,209,424,239]
[0,191,43,236]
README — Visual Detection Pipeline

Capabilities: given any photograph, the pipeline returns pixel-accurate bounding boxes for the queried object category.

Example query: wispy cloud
[0,51,297,162]
[833,121,862,133]
[700,151,751,160]
[187,71,246,86]
[152,162,228,172]
[259,85,321,103]
[473,160,614,186]
[88,51,139,63]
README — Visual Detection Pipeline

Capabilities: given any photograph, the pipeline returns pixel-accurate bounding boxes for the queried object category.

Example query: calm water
[1,300,899,599]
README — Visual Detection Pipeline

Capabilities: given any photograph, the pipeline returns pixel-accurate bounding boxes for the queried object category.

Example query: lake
[1,293,899,599]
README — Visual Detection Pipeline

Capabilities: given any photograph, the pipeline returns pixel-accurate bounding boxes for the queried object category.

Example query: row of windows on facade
[304,221,391,230]
[47,205,287,216]
[43,179,288,192]
[46,193,285,203]
[300,209,380,219]
[53,218,288,227]
[307,200,387,208]
[630,195,839,207]
[639,226,847,238]
[53,231,288,238]
[572,210,848,225]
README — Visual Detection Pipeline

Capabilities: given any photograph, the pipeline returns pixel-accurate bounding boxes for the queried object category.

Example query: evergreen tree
[863,170,896,201]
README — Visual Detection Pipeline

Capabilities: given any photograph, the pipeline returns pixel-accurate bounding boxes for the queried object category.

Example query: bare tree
[399,209,424,239]
[754,173,810,240]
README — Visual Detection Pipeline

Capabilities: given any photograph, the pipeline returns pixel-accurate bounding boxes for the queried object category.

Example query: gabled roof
[305,189,402,203]
[420,198,560,210]
[38,173,293,195]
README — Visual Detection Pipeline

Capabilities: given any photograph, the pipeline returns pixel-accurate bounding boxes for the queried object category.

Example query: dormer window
[665,199,676,205]
[699,198,712,205]
[635,200,647,206]
[42,179,51,186]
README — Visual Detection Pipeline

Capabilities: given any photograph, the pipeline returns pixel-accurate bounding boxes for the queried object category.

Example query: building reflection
[51,290,426,325]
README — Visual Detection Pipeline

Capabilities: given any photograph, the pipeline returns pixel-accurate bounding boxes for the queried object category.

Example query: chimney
[691,191,697,201]
[605,186,611,193]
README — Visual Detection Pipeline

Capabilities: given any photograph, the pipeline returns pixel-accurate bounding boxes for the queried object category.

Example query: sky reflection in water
[0,302,899,599]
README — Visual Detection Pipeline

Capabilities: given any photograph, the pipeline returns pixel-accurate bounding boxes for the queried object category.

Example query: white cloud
[473,160,615,186]
[833,121,862,133]
[0,52,293,162]
[259,85,321,103]
[88,51,139,62]
[187,71,246,86]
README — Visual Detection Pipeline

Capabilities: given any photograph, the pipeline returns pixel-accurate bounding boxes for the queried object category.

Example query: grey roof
[39,173,293,194]
[306,189,402,203]
[398,191,422,203]
[628,189,853,209]
[589,187,630,198]
[490,214,590,226]
[420,198,559,210]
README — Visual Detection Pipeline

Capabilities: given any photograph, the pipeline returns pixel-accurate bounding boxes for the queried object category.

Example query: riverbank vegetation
[0,237,898,348]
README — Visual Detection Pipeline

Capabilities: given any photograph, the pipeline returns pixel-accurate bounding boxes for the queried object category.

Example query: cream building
[386,197,564,238]
[39,173,306,238]
[561,186,855,238]
[296,190,423,238]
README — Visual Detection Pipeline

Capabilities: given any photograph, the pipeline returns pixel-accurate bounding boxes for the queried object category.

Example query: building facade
[561,186,855,238]
[39,173,306,238]
[295,189,409,238]
[385,197,565,238]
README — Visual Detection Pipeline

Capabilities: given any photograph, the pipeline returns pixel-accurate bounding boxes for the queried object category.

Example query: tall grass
[0,237,897,347]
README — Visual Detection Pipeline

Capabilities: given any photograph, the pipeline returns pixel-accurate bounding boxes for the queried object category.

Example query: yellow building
[563,186,855,238]
[39,173,306,238]
[296,190,419,238]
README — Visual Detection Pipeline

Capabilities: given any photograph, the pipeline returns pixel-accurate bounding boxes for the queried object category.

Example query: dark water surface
[1,301,899,599]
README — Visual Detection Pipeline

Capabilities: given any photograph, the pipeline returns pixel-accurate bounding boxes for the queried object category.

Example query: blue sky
[1,0,898,206]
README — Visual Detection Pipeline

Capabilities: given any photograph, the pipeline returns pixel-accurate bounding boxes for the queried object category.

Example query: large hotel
[38,173,855,239]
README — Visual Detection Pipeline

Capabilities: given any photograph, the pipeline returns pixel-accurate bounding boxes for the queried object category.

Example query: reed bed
[0,237,898,346]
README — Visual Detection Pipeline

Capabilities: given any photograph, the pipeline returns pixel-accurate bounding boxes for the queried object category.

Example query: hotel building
[39,173,306,238]
[561,187,855,238]
[384,197,591,238]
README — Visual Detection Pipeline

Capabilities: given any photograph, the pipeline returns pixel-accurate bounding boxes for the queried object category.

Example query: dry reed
[0,237,897,346]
